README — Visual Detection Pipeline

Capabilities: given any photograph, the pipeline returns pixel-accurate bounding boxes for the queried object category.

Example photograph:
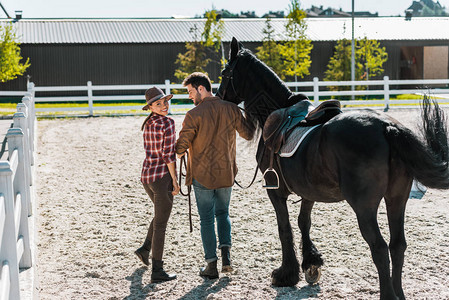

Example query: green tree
[174,9,225,81]
[203,9,226,69]
[202,10,225,52]
[278,0,313,81]
[0,24,30,83]
[358,38,388,81]
[256,17,283,78]
[174,41,210,81]
[324,38,388,90]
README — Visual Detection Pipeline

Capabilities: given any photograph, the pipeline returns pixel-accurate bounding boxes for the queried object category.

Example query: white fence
[1,77,448,116]
[0,84,36,300]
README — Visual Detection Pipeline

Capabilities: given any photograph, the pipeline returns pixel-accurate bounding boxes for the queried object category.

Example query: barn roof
[1,17,448,44]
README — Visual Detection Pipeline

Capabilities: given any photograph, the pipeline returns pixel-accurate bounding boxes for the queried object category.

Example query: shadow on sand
[273,283,322,299]
[124,266,153,300]
[178,276,231,300]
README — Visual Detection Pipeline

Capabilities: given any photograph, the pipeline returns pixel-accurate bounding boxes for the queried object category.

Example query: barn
[1,17,448,91]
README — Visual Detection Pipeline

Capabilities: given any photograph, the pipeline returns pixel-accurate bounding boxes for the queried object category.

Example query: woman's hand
[172,180,180,196]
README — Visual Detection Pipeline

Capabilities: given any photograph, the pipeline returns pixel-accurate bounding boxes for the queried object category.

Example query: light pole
[0,1,11,18]
[351,0,355,99]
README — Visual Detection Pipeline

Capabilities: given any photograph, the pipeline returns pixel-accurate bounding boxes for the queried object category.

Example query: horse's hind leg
[384,168,412,300]
[298,199,323,283]
[350,198,398,300]
[267,190,300,287]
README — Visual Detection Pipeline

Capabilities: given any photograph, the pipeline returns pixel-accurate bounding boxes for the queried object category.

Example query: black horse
[216,38,449,300]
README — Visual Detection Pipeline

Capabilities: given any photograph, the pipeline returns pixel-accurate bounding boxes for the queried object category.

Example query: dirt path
[35,109,449,299]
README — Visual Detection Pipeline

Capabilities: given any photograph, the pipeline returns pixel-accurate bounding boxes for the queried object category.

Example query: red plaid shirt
[141,114,176,183]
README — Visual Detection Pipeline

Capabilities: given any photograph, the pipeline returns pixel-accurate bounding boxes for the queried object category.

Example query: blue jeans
[192,179,232,262]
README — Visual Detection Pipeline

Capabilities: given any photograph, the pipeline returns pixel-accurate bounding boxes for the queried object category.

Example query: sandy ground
[35,108,449,299]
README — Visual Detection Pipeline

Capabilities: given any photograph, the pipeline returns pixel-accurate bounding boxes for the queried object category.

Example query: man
[176,72,254,279]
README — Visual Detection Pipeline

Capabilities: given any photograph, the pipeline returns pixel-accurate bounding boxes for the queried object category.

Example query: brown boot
[151,259,177,283]
[199,260,219,279]
[221,247,233,272]
[134,238,151,266]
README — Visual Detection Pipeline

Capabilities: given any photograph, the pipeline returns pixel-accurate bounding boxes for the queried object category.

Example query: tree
[202,10,225,52]
[174,9,225,81]
[174,41,210,81]
[324,37,388,90]
[203,9,226,69]
[0,24,30,83]
[278,0,313,81]
[256,17,284,78]
[358,38,388,81]
[324,39,354,84]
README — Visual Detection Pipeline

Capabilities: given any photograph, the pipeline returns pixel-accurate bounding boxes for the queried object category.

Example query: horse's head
[216,37,248,105]
[217,37,298,128]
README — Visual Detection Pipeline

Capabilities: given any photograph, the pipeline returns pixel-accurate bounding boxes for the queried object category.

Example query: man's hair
[182,72,212,92]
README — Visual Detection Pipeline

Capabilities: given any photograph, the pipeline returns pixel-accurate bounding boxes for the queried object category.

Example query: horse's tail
[385,96,449,189]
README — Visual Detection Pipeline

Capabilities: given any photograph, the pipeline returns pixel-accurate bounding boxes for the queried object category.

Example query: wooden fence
[0,84,36,300]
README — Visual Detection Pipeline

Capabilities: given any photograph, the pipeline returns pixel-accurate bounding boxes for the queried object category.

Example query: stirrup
[262,168,279,189]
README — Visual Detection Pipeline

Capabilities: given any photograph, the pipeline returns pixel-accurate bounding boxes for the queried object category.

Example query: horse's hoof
[305,265,321,284]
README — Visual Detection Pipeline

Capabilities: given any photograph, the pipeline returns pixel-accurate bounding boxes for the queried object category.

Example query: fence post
[17,102,33,170]
[6,128,32,268]
[87,81,93,116]
[13,111,32,199]
[21,96,33,163]
[27,82,36,153]
[165,79,172,114]
[0,162,21,300]
[313,77,320,105]
[384,76,390,111]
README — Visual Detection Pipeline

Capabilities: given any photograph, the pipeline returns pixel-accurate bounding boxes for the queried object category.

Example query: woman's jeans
[142,173,173,261]
[192,179,232,262]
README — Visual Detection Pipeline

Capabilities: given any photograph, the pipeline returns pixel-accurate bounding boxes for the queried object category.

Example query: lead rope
[178,153,193,233]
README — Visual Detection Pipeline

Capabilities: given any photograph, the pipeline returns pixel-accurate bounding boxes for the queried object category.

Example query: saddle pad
[278,125,321,157]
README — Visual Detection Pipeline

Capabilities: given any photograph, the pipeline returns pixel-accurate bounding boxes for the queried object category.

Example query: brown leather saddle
[261,99,342,189]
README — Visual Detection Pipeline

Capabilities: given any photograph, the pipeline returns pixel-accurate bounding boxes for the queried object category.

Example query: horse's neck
[245,76,292,126]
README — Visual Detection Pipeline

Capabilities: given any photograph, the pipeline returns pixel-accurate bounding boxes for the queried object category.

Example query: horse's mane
[237,49,297,134]
[239,49,292,103]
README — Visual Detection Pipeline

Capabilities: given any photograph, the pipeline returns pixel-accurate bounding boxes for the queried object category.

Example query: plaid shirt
[141,114,176,183]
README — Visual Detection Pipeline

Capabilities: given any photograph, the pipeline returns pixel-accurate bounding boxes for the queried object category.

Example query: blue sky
[1,0,448,18]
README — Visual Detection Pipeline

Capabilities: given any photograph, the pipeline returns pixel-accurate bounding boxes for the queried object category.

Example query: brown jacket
[176,96,254,189]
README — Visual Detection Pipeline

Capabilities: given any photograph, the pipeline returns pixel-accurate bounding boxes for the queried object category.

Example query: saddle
[261,99,342,189]
[263,99,342,153]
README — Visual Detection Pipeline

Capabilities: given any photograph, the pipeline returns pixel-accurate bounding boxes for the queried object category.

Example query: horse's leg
[350,198,398,300]
[298,199,323,284]
[267,189,300,286]
[384,167,412,300]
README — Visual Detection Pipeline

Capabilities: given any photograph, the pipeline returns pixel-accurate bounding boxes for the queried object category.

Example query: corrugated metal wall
[0,42,258,92]
[1,40,448,93]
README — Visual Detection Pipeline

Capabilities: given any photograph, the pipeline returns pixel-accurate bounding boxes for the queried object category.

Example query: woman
[135,86,180,283]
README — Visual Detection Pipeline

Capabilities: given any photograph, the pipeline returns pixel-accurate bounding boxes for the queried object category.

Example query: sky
[1,0,449,19]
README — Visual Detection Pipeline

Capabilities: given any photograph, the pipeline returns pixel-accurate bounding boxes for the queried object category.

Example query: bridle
[215,55,261,189]
[217,54,284,191]
[217,55,245,103]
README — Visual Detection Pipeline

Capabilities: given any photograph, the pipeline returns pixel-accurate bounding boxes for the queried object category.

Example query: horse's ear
[230,37,240,60]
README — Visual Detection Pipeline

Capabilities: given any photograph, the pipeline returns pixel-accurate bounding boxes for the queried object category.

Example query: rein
[233,105,265,190]
[234,144,262,189]
[178,154,193,233]
[218,53,291,193]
